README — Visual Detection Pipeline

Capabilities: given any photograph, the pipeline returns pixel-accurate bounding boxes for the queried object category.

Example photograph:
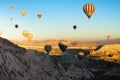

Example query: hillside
[0,37,68,80]
[92,38,120,45]
[90,44,120,61]
[11,39,98,47]
[10,40,98,55]
[0,37,120,80]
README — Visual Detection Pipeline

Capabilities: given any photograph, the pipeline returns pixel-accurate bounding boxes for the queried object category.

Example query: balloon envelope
[58,43,67,52]
[83,3,95,19]
[9,4,13,9]
[15,24,18,29]
[59,54,73,71]
[106,36,111,40]
[21,10,26,16]
[22,30,28,38]
[38,13,42,19]
[73,25,77,30]
[27,33,33,41]
[44,45,52,54]
[10,18,13,21]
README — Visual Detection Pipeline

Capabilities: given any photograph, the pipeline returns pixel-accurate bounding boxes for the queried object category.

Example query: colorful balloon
[27,33,33,41]
[22,30,28,38]
[38,13,42,19]
[83,3,95,19]
[59,54,73,71]
[21,10,26,16]
[106,36,111,40]
[9,4,13,9]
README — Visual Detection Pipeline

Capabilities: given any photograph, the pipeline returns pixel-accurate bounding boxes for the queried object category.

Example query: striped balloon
[83,3,95,19]
[106,36,111,40]
[59,54,73,71]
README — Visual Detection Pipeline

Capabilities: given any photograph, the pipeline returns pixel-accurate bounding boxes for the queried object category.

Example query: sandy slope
[90,44,120,61]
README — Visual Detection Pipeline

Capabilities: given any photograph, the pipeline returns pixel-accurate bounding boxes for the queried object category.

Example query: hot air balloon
[58,42,67,53]
[83,3,95,19]
[38,13,42,19]
[22,30,28,38]
[10,18,13,21]
[58,40,69,53]
[21,10,26,16]
[59,54,73,71]
[15,24,18,29]
[106,36,111,40]
[27,33,33,41]
[9,4,13,9]
[44,45,52,55]
[73,25,77,30]
[0,30,2,36]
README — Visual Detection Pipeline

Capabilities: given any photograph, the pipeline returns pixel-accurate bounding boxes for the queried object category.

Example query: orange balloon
[83,3,95,19]
[38,13,42,19]
[21,10,26,16]
[106,36,111,40]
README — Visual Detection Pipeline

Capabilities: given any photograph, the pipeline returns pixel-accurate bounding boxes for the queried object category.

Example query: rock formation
[90,44,120,61]
[0,37,68,80]
[0,37,120,80]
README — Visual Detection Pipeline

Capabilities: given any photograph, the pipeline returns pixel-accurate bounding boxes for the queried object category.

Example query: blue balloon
[59,54,73,71]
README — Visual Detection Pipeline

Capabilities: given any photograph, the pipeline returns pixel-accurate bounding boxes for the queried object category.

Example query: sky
[0,0,120,41]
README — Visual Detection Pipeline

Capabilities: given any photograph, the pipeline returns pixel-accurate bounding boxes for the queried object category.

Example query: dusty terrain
[11,40,98,56]
[90,44,120,62]
[0,37,119,80]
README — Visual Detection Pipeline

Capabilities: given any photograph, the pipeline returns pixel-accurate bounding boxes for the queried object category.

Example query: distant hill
[90,44,120,61]
[11,39,98,47]
[91,38,120,45]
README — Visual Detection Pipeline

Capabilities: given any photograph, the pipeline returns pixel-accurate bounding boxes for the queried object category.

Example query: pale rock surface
[0,37,68,80]
[90,44,120,60]
[1,37,120,80]
[65,65,95,80]
[0,37,95,80]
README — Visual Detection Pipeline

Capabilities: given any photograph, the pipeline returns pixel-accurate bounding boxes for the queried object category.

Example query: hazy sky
[0,0,120,41]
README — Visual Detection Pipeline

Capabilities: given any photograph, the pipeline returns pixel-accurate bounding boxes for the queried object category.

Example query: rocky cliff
[0,37,120,80]
[0,37,68,80]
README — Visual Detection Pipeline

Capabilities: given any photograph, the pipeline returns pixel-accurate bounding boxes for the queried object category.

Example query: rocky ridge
[0,37,120,80]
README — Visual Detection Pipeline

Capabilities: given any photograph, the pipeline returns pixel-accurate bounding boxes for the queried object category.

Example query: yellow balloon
[22,30,28,38]
[27,33,33,41]
[38,13,42,19]
[9,4,13,9]
[21,10,26,16]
